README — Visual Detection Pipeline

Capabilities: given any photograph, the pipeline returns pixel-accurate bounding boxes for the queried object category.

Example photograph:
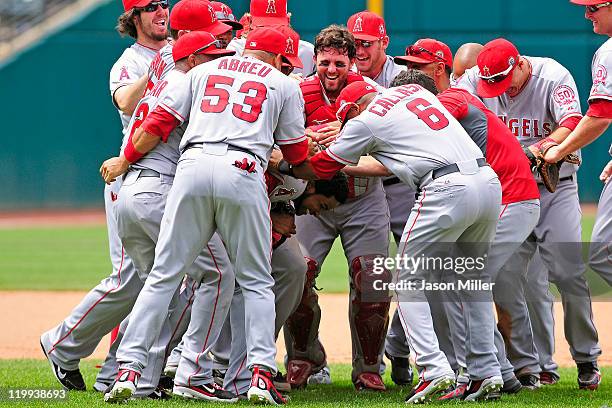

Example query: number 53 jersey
[159,55,306,167]
[327,84,484,191]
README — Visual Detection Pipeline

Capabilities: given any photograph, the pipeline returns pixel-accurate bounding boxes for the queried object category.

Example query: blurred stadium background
[0,0,609,209]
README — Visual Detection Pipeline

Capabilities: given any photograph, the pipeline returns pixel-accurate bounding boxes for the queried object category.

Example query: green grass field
[0,361,609,407]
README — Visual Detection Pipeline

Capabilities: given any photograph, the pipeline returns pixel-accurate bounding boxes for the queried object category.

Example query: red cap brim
[352,33,380,41]
[200,48,236,56]
[207,21,233,36]
[476,73,513,98]
[393,55,435,65]
[285,54,303,69]
[251,15,289,27]
[570,0,603,4]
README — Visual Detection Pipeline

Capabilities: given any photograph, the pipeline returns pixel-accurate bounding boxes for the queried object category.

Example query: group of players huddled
[40,0,611,404]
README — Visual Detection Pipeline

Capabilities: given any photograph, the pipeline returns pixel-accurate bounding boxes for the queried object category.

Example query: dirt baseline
[2,291,610,366]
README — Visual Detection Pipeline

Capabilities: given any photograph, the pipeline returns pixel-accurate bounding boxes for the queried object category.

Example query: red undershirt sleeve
[279,139,308,165]
[141,106,181,143]
[559,115,582,131]
[310,150,346,180]
[586,99,612,119]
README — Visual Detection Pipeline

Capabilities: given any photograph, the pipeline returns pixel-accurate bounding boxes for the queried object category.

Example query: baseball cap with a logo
[245,27,293,61]
[210,1,243,30]
[250,0,289,27]
[123,0,153,12]
[394,38,453,69]
[172,31,236,62]
[170,0,232,36]
[347,11,387,41]
[275,25,303,68]
[476,38,520,98]
[335,81,378,123]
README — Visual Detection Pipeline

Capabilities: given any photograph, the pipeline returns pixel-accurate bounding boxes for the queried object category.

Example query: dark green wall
[0,0,609,209]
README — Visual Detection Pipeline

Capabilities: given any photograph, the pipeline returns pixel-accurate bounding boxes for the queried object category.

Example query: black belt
[383,177,401,186]
[432,158,487,180]
[560,175,574,182]
[182,142,255,157]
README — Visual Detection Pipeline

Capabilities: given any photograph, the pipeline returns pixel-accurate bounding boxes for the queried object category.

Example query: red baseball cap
[394,38,453,69]
[335,81,378,123]
[245,27,293,61]
[476,38,520,98]
[275,25,303,68]
[570,0,607,4]
[172,31,236,62]
[170,0,232,36]
[347,11,387,41]
[123,0,151,12]
[250,0,289,27]
[210,1,243,30]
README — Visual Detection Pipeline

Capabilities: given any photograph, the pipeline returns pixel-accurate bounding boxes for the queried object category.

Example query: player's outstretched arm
[342,156,391,177]
[544,115,612,163]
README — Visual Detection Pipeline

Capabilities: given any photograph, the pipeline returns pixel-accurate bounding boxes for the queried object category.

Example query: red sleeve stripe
[557,112,582,124]
[559,115,582,131]
[276,134,308,144]
[327,148,358,165]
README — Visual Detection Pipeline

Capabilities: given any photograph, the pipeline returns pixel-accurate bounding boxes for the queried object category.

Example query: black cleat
[385,352,413,386]
[40,339,86,391]
[577,362,601,390]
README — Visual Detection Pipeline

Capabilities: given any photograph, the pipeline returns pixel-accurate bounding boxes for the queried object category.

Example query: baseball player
[209,1,242,48]
[545,0,612,291]
[223,171,349,397]
[40,0,169,395]
[451,43,483,85]
[384,39,464,387]
[284,80,504,403]
[392,69,543,399]
[102,27,308,405]
[226,0,315,77]
[456,38,602,390]
[283,25,391,391]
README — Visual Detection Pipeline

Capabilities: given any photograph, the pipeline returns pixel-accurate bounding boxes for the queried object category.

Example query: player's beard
[137,15,168,42]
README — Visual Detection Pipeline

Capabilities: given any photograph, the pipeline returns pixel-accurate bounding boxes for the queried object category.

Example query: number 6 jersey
[159,55,307,167]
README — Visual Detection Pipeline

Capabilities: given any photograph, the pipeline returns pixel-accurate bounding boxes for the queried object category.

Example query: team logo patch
[266,0,276,14]
[285,37,295,55]
[553,85,577,106]
[353,16,363,32]
[378,23,385,35]
[594,63,608,86]
[435,50,444,59]
[119,66,130,81]
[275,187,297,197]
[508,56,515,66]
[208,5,217,21]
[482,65,491,77]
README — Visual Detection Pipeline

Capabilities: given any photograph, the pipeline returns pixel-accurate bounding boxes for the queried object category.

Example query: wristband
[124,138,144,163]
[277,159,295,177]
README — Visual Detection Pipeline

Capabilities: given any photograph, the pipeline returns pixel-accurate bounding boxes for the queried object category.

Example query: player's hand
[307,138,321,157]
[100,156,130,184]
[306,124,340,148]
[600,159,612,183]
[268,149,283,171]
[542,145,564,163]
[271,212,296,237]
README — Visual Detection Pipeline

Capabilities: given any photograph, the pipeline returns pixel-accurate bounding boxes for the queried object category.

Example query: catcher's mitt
[523,137,581,193]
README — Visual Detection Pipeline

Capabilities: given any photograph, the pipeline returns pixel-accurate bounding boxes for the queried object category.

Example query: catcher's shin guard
[349,255,391,388]
[284,258,327,388]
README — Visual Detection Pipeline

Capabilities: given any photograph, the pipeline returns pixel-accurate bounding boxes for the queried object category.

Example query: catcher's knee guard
[284,258,326,388]
[349,255,391,384]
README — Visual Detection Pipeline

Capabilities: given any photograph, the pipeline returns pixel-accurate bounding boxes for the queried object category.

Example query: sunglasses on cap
[406,45,445,63]
[137,0,169,12]
[355,40,376,48]
[587,2,611,12]
[335,102,360,123]
[478,61,515,83]
[193,39,224,54]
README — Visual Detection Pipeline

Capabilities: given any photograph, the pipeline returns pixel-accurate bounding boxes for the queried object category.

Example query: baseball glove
[523,137,581,193]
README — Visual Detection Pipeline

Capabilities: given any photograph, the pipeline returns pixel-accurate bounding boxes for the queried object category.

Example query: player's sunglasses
[356,40,376,48]
[193,39,224,54]
[136,0,169,12]
[406,45,445,63]
[587,2,611,13]
[478,62,515,83]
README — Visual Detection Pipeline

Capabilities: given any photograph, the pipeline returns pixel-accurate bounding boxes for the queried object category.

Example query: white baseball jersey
[159,55,306,167]
[456,56,583,178]
[147,43,175,92]
[267,170,308,203]
[228,37,315,76]
[109,43,160,132]
[327,84,484,191]
[352,55,405,88]
[589,37,612,155]
[121,69,187,177]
